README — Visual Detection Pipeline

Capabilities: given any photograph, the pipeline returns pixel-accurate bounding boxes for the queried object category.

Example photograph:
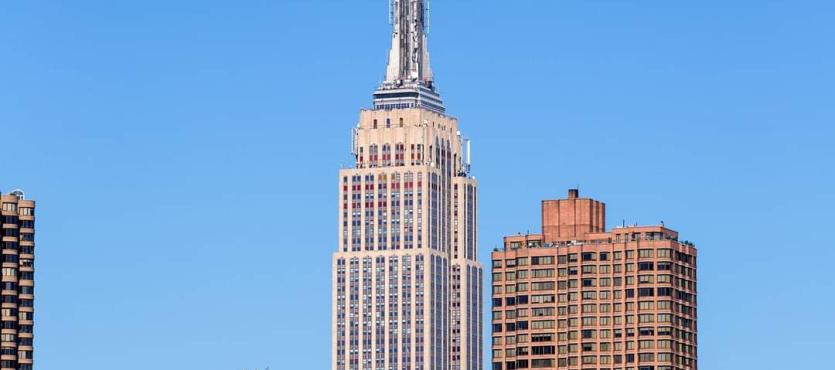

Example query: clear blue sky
[2,1,834,369]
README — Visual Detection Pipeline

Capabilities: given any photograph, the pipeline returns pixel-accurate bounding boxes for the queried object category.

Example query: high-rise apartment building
[0,190,35,370]
[491,190,696,370]
[332,2,482,370]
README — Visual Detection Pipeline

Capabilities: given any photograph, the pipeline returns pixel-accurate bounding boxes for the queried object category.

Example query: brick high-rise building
[0,190,35,370]
[491,190,697,370]
[332,2,482,370]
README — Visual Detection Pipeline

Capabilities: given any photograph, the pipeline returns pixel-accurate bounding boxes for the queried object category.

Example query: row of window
[492,312,690,332]
[494,331,696,345]
[494,288,695,307]
[0,203,34,215]
[494,249,695,268]
[492,274,687,294]
[493,300,693,319]
[493,353,691,369]
[494,262,696,280]
[496,344,680,357]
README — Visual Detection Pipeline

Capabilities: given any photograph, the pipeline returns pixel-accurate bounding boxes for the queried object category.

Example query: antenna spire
[374,0,445,113]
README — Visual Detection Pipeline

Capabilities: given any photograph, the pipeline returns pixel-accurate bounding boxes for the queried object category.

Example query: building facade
[332,2,482,370]
[0,191,35,370]
[491,190,696,370]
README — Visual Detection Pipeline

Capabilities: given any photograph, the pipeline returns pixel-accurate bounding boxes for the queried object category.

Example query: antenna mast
[425,0,431,34]
[389,0,395,24]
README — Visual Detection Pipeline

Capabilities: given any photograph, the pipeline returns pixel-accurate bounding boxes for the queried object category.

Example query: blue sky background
[2,0,834,368]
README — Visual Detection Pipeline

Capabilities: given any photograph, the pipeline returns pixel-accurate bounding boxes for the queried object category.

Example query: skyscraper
[490,190,697,370]
[0,190,35,370]
[332,2,482,370]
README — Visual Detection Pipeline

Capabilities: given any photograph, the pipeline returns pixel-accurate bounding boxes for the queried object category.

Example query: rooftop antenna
[425,0,431,34]
[388,0,394,24]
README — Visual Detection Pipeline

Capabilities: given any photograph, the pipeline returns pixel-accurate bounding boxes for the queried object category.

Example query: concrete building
[332,2,482,370]
[0,190,35,370]
[491,190,697,370]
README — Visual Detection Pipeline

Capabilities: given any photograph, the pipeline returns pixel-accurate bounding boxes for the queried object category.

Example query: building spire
[385,0,433,86]
[374,0,445,114]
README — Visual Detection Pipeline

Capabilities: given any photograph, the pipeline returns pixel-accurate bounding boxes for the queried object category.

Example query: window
[638,288,655,297]
[532,269,554,278]
[531,256,554,265]
[639,262,655,271]
[531,282,554,291]
[532,307,554,316]
[639,249,653,258]
[531,295,555,304]
[531,358,554,368]
[531,320,555,329]
[531,334,553,342]
[582,252,595,261]
[568,253,578,262]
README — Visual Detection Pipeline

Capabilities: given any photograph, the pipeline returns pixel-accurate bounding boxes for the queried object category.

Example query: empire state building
[332,1,482,370]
